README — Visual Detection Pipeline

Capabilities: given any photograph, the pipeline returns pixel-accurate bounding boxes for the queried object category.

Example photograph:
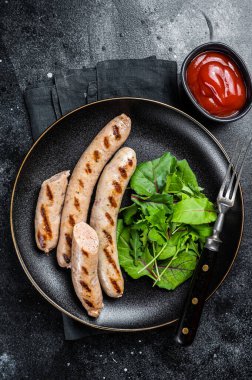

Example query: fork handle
[174,247,217,346]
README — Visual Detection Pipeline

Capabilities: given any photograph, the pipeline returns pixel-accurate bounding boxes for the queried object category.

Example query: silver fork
[174,137,252,346]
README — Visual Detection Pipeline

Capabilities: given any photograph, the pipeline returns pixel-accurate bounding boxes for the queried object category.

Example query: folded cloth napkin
[24,56,179,339]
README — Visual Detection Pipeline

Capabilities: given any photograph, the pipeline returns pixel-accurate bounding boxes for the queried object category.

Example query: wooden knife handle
[174,247,217,346]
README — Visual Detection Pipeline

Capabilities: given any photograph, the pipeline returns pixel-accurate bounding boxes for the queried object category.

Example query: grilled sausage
[35,171,70,253]
[71,222,103,318]
[90,147,137,298]
[57,114,131,268]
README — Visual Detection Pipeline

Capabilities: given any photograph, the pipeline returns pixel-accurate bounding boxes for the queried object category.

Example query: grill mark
[85,163,92,174]
[119,114,128,124]
[112,180,122,193]
[108,196,117,208]
[68,214,75,227]
[84,299,94,308]
[104,136,110,149]
[37,230,46,248]
[46,184,53,201]
[109,277,122,294]
[119,166,127,179]
[65,233,72,247]
[113,125,121,140]
[63,254,70,264]
[128,158,133,167]
[81,249,89,257]
[82,266,89,275]
[80,280,91,293]
[103,230,113,244]
[74,197,80,211]
[40,205,52,239]
[105,212,114,226]
[93,150,100,162]
[104,248,120,275]
[78,179,84,188]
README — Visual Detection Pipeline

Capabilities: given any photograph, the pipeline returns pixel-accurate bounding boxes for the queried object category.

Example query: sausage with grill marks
[90,147,137,298]
[71,222,103,318]
[57,114,131,268]
[35,171,70,253]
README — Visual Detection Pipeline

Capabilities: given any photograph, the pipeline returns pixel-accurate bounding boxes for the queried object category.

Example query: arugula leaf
[117,220,131,255]
[148,228,166,245]
[145,209,169,233]
[130,230,142,265]
[131,220,148,231]
[140,227,149,248]
[121,203,138,225]
[172,197,217,225]
[118,244,156,280]
[130,152,177,196]
[117,219,126,242]
[158,230,187,260]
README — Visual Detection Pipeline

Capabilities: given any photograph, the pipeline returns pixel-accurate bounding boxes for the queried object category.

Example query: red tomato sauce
[186,51,246,117]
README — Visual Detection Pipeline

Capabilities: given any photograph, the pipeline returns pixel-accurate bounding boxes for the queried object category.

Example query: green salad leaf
[176,160,199,188]
[117,152,217,291]
[117,223,156,280]
[155,250,198,290]
[172,198,217,225]
[130,152,177,196]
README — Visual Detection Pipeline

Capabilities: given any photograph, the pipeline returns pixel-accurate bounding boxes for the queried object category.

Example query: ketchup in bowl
[186,51,247,117]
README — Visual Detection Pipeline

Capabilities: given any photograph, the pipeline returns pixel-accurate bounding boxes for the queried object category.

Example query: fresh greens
[172,198,217,225]
[117,152,217,290]
[130,152,177,196]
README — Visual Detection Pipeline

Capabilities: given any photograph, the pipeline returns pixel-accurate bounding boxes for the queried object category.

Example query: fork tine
[230,136,252,202]
[225,137,248,199]
[218,139,241,199]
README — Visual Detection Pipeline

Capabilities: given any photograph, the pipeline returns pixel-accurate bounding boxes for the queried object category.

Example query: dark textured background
[1,0,252,379]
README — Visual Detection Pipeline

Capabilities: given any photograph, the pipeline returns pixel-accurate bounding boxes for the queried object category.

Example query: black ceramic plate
[11,98,243,331]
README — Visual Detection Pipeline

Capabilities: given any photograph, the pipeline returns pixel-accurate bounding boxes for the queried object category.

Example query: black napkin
[24,56,178,339]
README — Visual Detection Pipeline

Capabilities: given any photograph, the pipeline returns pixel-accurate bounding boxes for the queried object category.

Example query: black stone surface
[1,0,252,378]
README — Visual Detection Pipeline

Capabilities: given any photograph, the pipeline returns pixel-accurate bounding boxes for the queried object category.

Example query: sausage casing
[90,147,137,298]
[71,222,103,318]
[35,171,70,253]
[57,114,131,268]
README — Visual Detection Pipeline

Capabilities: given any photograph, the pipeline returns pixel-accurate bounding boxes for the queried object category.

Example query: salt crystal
[124,368,128,372]
[67,362,70,366]
[47,72,53,78]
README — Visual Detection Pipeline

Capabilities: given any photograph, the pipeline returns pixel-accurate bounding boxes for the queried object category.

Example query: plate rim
[10,97,244,332]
